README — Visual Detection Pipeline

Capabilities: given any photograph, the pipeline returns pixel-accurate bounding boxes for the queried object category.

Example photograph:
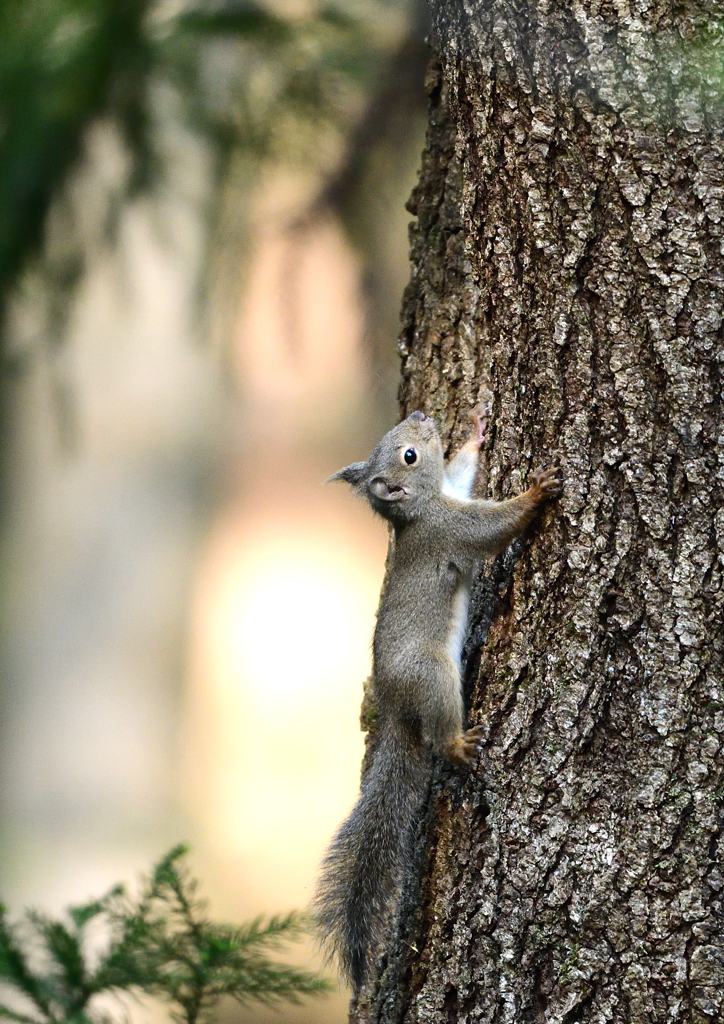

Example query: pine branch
[0,849,329,1024]
[0,0,400,328]
[0,905,54,1023]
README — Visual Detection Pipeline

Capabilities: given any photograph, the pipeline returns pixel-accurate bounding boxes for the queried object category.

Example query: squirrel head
[328,411,444,521]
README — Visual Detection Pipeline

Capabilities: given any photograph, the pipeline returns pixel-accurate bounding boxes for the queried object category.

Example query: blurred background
[0,2,429,1021]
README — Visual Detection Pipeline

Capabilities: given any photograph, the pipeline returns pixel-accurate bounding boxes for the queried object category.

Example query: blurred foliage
[0,0,419,330]
[0,845,328,1024]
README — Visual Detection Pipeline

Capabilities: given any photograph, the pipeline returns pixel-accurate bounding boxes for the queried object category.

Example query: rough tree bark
[353,1,724,1022]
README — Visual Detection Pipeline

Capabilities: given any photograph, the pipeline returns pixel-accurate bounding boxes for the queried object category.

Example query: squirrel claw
[445,724,486,765]
[531,465,564,499]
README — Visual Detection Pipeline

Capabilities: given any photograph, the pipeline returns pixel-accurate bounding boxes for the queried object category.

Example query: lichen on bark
[352,1,724,1021]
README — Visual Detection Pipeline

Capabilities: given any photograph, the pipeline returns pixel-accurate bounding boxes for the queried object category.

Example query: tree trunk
[353,1,724,1021]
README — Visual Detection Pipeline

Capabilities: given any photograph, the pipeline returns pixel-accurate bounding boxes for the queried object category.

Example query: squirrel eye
[403,448,417,466]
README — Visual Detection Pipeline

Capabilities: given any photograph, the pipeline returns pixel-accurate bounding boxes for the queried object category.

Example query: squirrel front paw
[531,465,564,500]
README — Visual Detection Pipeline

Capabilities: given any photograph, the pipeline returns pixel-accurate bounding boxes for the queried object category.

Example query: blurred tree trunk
[353,1,724,1021]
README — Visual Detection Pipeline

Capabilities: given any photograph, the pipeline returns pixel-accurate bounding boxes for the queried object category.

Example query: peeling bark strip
[354,1,724,1022]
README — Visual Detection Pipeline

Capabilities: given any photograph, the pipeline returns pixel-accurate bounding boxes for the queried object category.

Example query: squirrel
[314,403,563,992]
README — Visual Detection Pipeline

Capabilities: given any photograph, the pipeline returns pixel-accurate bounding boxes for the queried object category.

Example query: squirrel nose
[408,411,428,423]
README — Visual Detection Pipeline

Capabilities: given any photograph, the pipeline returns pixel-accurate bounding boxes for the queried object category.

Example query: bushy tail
[314,722,429,991]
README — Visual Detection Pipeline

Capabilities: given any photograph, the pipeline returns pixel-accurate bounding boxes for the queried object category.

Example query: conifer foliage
[0,846,328,1024]
[0,0,404,324]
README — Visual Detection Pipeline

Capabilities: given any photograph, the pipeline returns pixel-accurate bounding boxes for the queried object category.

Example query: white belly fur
[443,453,474,675]
[447,581,471,673]
[441,471,474,501]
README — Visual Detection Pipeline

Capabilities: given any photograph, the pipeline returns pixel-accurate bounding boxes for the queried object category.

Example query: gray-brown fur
[314,407,562,990]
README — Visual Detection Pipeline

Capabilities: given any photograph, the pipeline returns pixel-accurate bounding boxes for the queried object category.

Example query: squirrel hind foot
[442,724,485,765]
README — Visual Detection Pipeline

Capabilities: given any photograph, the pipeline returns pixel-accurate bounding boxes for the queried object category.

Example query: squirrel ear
[327,461,367,486]
[369,477,408,502]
